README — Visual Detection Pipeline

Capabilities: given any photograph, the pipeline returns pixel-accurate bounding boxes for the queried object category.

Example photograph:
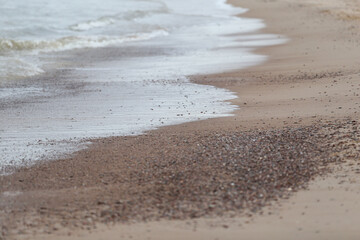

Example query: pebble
[1,119,359,236]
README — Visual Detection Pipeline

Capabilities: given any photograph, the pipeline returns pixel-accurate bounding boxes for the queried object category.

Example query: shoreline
[0,0,275,174]
[1,0,360,239]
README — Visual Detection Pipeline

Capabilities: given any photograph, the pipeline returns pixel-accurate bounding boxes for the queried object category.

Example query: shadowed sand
[1,0,360,239]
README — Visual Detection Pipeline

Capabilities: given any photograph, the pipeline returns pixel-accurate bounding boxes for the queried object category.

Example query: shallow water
[0,0,286,173]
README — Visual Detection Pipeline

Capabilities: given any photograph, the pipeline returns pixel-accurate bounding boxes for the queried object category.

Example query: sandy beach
[1,0,360,239]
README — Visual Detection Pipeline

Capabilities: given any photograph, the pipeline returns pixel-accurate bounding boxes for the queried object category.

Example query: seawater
[0,0,286,174]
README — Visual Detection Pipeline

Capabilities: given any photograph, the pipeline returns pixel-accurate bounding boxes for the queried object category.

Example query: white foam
[0,79,237,174]
[0,30,169,53]
[0,87,45,100]
[0,30,169,81]
[0,56,44,80]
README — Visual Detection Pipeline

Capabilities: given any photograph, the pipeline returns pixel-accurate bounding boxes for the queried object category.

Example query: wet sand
[1,0,360,239]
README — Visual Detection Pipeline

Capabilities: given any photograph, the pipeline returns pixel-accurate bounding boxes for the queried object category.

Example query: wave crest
[0,30,169,53]
[69,6,169,32]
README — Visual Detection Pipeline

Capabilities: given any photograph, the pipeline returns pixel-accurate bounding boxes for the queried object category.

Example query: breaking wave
[69,8,169,31]
[0,30,169,53]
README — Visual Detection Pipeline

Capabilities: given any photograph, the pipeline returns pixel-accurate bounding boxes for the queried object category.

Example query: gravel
[0,119,359,236]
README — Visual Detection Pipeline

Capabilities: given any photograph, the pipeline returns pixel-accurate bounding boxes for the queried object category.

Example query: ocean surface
[0,0,285,174]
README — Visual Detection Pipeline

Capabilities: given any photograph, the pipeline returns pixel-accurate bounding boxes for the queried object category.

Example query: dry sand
[1,0,360,239]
